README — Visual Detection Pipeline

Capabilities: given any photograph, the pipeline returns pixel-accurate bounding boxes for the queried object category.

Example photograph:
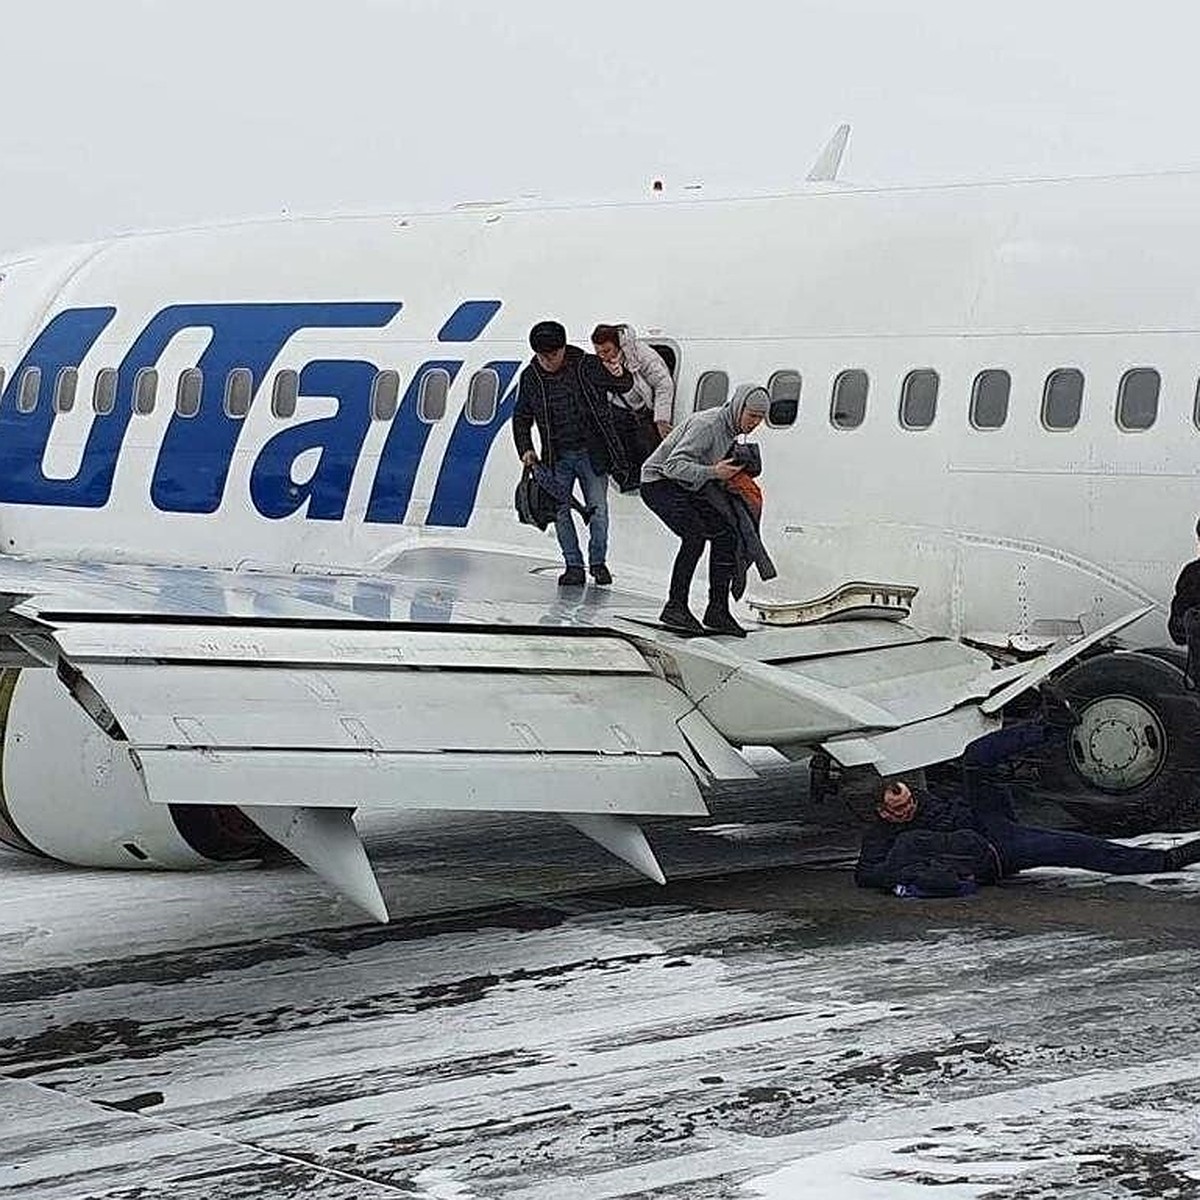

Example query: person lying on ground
[855,776,1200,898]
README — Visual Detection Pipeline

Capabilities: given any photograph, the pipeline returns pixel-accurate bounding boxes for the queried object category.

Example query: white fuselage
[0,171,1195,646]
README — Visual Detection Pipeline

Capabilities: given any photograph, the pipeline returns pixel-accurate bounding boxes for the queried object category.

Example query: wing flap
[134,749,706,817]
[68,664,701,758]
[44,620,713,819]
[822,705,997,776]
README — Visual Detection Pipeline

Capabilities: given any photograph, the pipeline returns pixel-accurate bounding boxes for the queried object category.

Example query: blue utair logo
[0,299,518,528]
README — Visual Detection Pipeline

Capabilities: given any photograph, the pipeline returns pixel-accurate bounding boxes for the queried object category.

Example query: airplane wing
[0,545,1150,920]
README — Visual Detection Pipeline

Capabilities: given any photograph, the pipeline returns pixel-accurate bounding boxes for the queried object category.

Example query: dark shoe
[590,564,613,586]
[1163,838,1200,871]
[702,604,748,638]
[659,602,705,636]
[558,566,586,587]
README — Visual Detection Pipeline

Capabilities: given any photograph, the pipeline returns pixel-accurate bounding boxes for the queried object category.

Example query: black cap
[529,320,566,353]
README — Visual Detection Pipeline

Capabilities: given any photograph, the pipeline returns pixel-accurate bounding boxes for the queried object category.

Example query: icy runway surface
[2,792,1200,1198]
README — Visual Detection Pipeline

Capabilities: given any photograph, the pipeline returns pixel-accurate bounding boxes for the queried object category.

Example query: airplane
[0,131,1192,921]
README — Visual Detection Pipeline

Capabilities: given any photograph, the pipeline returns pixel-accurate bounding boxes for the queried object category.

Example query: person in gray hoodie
[640,385,771,636]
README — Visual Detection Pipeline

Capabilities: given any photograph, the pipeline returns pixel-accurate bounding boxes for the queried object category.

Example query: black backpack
[514,464,594,532]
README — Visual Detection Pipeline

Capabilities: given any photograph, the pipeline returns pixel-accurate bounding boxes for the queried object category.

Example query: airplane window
[53,367,78,415]
[418,368,450,423]
[970,369,1010,429]
[1042,368,1084,430]
[133,368,158,415]
[767,370,801,428]
[695,370,729,411]
[465,368,500,425]
[93,368,118,415]
[16,367,40,414]
[224,367,253,418]
[900,369,939,429]
[271,369,299,419]
[830,369,869,429]
[371,369,401,421]
[1116,367,1160,431]
[176,368,202,417]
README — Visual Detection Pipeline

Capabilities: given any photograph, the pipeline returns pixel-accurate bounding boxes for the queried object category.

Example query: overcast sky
[1,1,1197,252]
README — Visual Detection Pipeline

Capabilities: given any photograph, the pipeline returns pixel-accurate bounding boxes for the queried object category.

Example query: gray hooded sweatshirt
[640,390,749,490]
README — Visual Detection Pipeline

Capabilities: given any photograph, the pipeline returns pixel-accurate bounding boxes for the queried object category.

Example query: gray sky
[2,0,1197,252]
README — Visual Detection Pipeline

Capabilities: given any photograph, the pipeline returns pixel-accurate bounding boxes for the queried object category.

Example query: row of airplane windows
[704,364,1173,432]
[0,361,1183,433]
[1,365,472,424]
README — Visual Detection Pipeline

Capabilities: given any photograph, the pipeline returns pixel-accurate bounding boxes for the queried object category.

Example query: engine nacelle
[0,669,263,868]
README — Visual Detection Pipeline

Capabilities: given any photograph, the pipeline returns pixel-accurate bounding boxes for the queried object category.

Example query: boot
[659,601,705,636]
[590,563,613,586]
[558,566,586,587]
[702,602,748,638]
[1163,837,1200,871]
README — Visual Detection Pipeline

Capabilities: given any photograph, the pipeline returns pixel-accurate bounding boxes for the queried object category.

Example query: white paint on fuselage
[0,172,1197,646]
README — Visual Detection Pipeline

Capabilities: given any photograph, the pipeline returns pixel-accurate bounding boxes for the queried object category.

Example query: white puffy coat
[610,326,675,424]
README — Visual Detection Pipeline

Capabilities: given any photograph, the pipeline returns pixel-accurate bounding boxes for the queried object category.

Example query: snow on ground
[4,802,1200,1197]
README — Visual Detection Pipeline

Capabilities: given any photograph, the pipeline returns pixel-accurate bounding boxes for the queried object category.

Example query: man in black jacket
[856,750,1200,897]
[512,321,633,586]
[855,781,1000,896]
[1168,516,1200,653]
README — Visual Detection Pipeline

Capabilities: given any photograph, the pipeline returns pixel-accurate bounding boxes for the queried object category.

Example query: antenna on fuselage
[806,123,851,182]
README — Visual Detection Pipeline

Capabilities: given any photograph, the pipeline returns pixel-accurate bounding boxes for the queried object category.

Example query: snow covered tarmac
[2,791,1199,1198]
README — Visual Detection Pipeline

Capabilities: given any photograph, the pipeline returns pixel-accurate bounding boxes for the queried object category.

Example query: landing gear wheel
[1041,651,1200,834]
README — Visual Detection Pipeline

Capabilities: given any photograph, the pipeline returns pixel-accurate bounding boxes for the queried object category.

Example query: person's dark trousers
[987,819,1169,875]
[964,761,1167,874]
[641,479,736,608]
[964,774,1019,822]
[609,407,660,490]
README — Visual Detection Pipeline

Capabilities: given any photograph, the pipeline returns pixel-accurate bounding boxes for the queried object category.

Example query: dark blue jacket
[855,721,1061,894]
[854,789,1003,893]
[1169,559,1200,645]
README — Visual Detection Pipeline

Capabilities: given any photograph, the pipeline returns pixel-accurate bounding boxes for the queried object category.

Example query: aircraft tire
[1041,650,1200,834]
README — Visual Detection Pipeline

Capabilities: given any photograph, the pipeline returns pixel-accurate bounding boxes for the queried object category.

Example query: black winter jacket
[1169,559,1200,645]
[697,481,777,599]
[511,346,633,475]
[855,789,1004,892]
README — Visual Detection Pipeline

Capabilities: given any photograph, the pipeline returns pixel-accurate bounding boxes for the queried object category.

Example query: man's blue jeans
[552,451,609,568]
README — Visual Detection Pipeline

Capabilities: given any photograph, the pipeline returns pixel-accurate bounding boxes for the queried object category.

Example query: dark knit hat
[529,320,567,353]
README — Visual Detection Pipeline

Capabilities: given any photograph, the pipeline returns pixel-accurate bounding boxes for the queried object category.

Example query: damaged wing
[0,548,1150,919]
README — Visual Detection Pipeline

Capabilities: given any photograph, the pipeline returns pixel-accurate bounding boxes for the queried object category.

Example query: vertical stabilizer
[806,123,851,182]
